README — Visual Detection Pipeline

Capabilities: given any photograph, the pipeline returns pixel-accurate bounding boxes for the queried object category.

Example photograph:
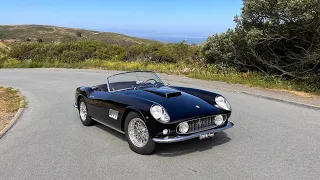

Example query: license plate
[199,132,215,140]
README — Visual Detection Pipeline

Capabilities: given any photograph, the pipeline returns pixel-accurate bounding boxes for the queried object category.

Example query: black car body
[74,71,233,154]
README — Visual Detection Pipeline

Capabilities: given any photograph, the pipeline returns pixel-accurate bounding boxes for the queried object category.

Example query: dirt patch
[0,87,23,131]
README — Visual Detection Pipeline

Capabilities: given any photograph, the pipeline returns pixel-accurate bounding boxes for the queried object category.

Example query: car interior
[92,81,158,92]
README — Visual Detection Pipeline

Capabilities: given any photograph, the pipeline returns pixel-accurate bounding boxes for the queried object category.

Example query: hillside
[0,25,156,46]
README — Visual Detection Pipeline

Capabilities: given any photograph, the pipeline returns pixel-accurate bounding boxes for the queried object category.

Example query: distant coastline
[137,36,206,44]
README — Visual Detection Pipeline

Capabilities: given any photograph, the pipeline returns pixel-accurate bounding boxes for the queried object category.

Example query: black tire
[78,98,94,126]
[124,112,156,155]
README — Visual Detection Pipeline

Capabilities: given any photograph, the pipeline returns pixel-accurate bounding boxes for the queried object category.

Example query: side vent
[109,109,119,120]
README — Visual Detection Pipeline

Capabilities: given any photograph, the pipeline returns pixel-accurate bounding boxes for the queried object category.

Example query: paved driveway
[0,69,319,180]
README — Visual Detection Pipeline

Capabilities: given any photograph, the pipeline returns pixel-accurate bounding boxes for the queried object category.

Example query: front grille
[177,114,227,134]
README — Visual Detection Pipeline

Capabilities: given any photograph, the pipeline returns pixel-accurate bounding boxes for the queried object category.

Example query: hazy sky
[0,0,243,37]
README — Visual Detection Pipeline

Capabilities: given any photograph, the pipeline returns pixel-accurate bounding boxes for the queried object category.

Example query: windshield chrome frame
[106,71,163,92]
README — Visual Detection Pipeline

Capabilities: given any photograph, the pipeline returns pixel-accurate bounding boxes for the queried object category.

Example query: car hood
[127,86,222,123]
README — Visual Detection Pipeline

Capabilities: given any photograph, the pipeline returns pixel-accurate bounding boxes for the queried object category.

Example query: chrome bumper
[152,122,234,143]
[73,103,78,108]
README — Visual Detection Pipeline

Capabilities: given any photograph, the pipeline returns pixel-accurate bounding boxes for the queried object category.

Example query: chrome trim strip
[106,78,111,92]
[91,117,125,134]
[109,87,135,93]
[73,103,78,108]
[153,122,234,143]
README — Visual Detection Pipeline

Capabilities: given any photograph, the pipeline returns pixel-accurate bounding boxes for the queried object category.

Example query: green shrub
[203,0,320,83]
[3,58,21,68]
[125,42,202,63]
[93,44,126,60]
[0,56,7,68]
[6,40,203,64]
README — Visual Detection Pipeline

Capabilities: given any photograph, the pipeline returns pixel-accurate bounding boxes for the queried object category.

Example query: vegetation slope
[0,25,156,46]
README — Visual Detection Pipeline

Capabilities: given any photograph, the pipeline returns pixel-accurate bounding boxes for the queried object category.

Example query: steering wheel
[144,78,157,85]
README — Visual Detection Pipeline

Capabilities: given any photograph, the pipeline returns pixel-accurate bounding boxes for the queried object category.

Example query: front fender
[121,105,172,137]
[120,105,151,131]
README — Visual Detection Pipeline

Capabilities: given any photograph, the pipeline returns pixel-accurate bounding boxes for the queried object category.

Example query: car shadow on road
[94,122,231,157]
[155,132,231,157]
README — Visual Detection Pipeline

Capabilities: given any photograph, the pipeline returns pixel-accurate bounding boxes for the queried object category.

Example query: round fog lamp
[214,115,224,126]
[178,122,189,134]
[163,129,169,135]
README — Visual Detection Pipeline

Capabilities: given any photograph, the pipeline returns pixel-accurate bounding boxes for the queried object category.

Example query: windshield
[107,71,163,91]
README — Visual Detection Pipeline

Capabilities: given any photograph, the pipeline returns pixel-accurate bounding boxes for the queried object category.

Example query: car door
[88,92,124,129]
[85,91,108,121]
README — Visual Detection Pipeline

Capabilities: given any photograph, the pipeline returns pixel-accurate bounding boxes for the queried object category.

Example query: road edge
[0,90,26,139]
[240,91,320,110]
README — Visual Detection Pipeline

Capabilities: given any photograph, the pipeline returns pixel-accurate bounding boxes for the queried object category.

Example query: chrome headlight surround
[215,96,231,111]
[150,104,170,123]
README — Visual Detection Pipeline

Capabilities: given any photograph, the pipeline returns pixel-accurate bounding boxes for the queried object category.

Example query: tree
[203,0,320,82]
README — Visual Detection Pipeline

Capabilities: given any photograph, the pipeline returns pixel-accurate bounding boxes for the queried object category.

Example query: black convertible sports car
[73,71,233,154]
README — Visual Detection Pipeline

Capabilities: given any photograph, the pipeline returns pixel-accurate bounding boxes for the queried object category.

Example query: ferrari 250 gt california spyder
[73,71,233,154]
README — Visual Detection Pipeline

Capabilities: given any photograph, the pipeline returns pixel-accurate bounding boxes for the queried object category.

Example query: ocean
[139,36,207,45]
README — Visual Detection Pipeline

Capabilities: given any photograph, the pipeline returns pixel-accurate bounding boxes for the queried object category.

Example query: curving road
[0,69,319,180]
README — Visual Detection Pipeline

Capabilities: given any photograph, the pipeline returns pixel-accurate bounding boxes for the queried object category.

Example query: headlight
[215,96,231,111]
[150,104,170,123]
[178,122,189,134]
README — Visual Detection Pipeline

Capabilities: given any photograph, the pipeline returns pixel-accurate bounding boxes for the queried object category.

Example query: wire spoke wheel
[79,102,87,121]
[128,118,149,148]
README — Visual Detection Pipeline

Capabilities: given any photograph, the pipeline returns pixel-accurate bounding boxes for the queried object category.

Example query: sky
[0,0,243,38]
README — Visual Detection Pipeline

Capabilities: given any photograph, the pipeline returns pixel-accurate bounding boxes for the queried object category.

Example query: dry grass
[0,87,23,131]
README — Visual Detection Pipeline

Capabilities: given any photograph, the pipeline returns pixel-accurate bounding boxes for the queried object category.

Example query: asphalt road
[0,69,319,180]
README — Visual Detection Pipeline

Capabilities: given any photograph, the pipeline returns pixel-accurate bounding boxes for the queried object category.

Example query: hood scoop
[144,87,182,98]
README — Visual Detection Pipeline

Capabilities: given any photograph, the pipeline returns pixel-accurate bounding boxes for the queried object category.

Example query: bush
[2,58,21,68]
[7,41,129,63]
[93,44,127,60]
[126,42,203,63]
[203,0,320,83]
[0,56,7,68]
[76,31,82,37]
[6,39,204,64]
[127,44,150,60]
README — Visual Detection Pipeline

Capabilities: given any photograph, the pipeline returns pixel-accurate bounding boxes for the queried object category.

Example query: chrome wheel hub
[128,118,149,148]
[79,102,87,121]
